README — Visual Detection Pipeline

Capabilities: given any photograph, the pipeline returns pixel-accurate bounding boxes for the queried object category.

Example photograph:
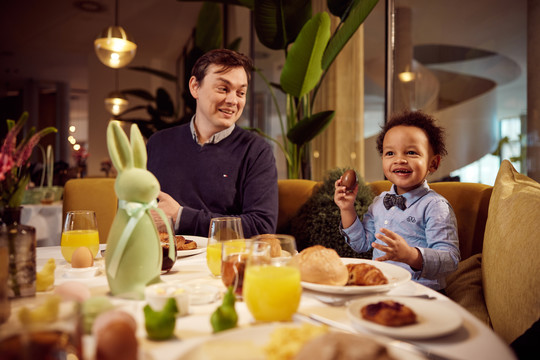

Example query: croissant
[346,263,388,286]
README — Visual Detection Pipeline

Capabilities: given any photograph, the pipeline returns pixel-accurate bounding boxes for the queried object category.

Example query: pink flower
[0,153,14,181]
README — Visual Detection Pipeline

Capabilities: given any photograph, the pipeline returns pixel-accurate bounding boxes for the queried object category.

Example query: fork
[312,293,437,306]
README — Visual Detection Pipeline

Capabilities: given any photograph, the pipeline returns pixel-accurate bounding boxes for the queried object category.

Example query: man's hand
[372,228,422,269]
[155,191,181,226]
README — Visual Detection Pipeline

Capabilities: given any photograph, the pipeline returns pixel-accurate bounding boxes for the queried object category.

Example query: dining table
[6,239,517,360]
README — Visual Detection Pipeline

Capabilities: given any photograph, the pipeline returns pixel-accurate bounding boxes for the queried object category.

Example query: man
[147,49,278,238]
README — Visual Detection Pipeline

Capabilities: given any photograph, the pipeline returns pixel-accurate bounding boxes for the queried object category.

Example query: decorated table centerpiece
[0,112,56,303]
[104,121,174,299]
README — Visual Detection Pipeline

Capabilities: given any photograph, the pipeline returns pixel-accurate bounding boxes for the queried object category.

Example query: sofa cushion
[482,160,540,343]
[445,253,490,325]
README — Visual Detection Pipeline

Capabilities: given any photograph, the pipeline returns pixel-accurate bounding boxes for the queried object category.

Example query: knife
[295,312,456,360]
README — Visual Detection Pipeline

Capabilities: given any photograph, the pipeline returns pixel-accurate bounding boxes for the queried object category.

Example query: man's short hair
[191,49,253,84]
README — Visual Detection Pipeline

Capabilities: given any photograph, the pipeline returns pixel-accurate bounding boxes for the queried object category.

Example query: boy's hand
[372,228,423,269]
[334,177,359,229]
[334,178,358,210]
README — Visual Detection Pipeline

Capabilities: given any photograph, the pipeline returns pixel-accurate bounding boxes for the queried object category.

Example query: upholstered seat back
[277,179,319,234]
[62,178,117,244]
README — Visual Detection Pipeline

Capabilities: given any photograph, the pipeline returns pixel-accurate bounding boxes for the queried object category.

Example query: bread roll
[296,245,348,286]
[255,234,282,257]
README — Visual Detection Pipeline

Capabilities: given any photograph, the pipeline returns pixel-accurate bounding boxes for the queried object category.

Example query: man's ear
[188,76,199,99]
[429,155,441,173]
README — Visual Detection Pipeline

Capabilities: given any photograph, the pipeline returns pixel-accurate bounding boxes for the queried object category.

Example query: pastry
[296,245,348,286]
[175,235,197,250]
[346,263,388,286]
[361,300,417,327]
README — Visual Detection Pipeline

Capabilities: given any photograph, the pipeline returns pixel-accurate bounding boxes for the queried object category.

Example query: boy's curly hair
[289,168,374,259]
[376,110,447,157]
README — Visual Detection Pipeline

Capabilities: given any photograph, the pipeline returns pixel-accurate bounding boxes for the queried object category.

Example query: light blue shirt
[341,181,460,290]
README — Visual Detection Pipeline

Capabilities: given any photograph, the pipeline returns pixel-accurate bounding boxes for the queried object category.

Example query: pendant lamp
[94,0,137,68]
[105,71,129,115]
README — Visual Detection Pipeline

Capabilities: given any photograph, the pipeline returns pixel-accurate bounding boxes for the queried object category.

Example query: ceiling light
[105,90,129,115]
[94,0,136,68]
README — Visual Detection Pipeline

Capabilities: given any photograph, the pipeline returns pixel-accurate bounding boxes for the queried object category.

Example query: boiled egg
[71,246,94,268]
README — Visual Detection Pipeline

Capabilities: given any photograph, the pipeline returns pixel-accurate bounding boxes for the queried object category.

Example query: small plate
[301,258,411,295]
[347,295,463,339]
[177,235,207,257]
[63,265,99,278]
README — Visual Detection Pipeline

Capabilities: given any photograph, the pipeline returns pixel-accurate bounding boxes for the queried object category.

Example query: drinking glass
[61,210,100,263]
[0,299,83,359]
[243,234,301,322]
[152,212,177,274]
[206,217,244,277]
[221,240,270,299]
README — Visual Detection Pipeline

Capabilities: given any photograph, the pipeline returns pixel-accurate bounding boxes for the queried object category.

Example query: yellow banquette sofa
[64,161,539,345]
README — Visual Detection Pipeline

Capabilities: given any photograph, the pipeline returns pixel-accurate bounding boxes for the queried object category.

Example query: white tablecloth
[21,202,63,246]
[12,246,517,360]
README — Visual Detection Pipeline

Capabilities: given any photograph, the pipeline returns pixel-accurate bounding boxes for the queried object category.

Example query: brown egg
[342,169,358,192]
[71,247,94,268]
[94,314,138,360]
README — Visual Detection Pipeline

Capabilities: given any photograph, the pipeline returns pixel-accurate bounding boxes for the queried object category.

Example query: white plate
[301,258,411,295]
[347,295,463,339]
[177,235,207,257]
[176,323,425,360]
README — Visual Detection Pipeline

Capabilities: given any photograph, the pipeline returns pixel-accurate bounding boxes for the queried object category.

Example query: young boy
[334,110,460,290]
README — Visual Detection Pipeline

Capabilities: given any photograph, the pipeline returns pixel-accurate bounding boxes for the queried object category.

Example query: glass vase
[0,206,37,299]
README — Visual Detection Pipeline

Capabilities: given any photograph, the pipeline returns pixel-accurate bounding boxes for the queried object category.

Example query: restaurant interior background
[0,0,537,186]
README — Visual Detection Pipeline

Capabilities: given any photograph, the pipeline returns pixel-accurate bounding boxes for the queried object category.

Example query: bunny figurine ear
[107,121,133,172]
[130,124,147,169]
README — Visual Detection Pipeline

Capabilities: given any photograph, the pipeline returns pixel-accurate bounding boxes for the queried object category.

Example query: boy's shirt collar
[189,116,235,145]
[389,180,430,209]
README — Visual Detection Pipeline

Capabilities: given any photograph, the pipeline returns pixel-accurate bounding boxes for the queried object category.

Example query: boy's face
[381,125,441,194]
[189,64,248,135]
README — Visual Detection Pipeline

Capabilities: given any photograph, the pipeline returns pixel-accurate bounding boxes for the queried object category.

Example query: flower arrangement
[72,146,89,178]
[0,112,57,209]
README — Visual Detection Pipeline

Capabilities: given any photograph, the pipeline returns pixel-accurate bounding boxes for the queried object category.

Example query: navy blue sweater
[146,123,278,238]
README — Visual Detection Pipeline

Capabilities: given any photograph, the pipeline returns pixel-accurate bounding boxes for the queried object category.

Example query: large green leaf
[226,37,242,51]
[176,0,254,10]
[280,12,331,98]
[322,0,378,70]
[254,0,311,50]
[327,0,355,18]
[127,66,177,82]
[287,110,335,146]
[195,2,223,51]
[122,89,155,101]
[155,88,175,116]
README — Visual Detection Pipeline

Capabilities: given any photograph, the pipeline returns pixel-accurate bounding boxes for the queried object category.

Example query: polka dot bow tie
[383,193,406,210]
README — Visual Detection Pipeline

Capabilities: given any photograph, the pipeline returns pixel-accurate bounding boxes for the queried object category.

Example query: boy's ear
[429,155,441,173]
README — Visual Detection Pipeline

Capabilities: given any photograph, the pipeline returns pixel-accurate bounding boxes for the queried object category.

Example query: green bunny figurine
[104,121,174,299]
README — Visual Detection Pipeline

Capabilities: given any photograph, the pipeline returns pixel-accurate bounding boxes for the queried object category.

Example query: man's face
[189,64,248,135]
[381,125,440,194]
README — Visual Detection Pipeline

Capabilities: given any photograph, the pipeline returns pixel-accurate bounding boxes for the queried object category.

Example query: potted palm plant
[179,0,379,178]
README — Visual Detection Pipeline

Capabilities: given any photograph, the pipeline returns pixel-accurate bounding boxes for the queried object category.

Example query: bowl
[144,282,190,316]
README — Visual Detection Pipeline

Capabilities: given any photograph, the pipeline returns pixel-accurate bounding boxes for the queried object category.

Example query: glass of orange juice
[206,217,244,277]
[61,210,100,263]
[243,234,301,322]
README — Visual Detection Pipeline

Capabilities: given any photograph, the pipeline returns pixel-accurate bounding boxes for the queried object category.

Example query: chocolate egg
[342,169,358,192]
